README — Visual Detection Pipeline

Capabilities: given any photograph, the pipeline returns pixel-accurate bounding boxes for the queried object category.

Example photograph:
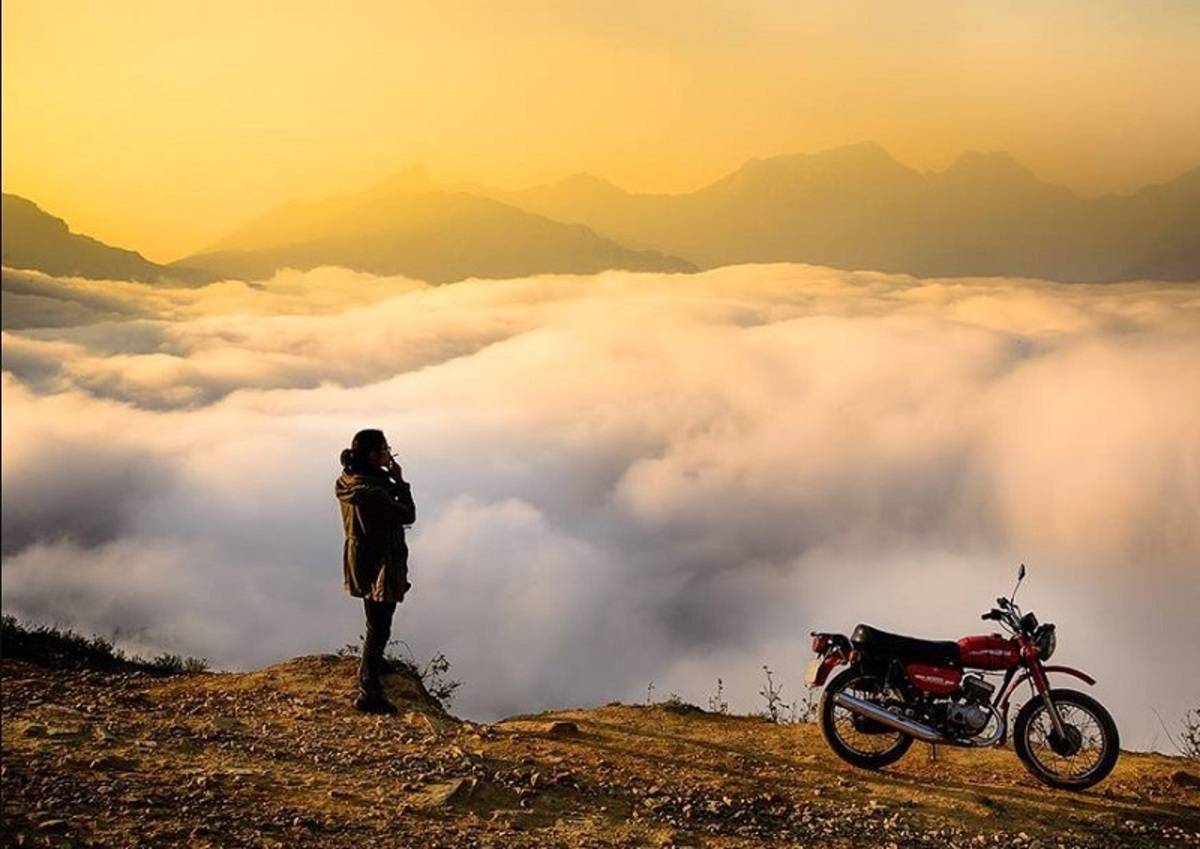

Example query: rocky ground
[2,654,1198,848]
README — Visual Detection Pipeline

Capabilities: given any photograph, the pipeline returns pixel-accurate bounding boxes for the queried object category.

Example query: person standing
[335,428,416,714]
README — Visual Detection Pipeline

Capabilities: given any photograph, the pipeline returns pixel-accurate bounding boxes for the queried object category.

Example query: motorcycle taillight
[811,634,830,654]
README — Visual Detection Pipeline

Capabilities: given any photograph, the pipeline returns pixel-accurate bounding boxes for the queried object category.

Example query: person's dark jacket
[336,458,416,603]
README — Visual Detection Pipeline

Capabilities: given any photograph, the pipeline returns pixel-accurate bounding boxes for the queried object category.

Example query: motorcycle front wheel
[818,667,914,769]
[1013,688,1119,790]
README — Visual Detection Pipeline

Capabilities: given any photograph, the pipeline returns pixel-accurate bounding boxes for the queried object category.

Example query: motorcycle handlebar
[981,610,1002,621]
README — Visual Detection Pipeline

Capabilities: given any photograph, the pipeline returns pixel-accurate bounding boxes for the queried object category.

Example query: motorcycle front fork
[1036,690,1084,756]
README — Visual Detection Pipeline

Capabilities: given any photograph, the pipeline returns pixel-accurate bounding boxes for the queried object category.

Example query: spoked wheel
[1013,688,1119,790]
[818,667,913,769]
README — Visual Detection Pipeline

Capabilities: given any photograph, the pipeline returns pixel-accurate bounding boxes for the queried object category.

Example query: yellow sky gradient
[4,0,1200,263]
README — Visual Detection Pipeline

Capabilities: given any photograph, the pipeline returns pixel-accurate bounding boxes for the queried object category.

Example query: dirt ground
[3,655,1198,848]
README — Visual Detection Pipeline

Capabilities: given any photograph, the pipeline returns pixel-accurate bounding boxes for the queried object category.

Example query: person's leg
[356,599,398,712]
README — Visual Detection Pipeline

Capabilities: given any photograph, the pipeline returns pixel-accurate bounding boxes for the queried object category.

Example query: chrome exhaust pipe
[832,692,949,744]
[831,692,1006,748]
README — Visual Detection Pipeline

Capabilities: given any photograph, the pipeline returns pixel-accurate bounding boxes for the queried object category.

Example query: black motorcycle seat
[851,624,960,667]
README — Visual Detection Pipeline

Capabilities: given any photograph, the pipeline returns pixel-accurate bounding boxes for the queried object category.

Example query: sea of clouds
[2,263,1197,752]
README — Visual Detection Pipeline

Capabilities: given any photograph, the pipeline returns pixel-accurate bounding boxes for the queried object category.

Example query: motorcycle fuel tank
[958,635,1020,670]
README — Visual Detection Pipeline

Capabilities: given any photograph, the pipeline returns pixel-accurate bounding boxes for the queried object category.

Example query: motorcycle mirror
[1011,562,1027,602]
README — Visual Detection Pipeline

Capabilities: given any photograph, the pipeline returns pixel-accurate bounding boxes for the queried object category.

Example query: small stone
[211,716,245,732]
[88,755,137,771]
[408,778,474,809]
[1170,769,1200,788]
[46,726,82,739]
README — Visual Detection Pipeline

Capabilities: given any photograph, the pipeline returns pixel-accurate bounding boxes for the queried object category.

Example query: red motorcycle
[805,565,1119,789]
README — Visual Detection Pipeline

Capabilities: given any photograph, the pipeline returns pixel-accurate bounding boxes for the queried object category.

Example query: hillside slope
[2,654,1197,848]
[1,194,213,286]
[173,190,695,284]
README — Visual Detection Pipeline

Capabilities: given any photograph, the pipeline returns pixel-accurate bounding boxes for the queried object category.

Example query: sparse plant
[151,652,210,674]
[759,665,785,723]
[1154,706,1200,760]
[659,692,704,715]
[1178,707,1200,759]
[414,650,462,708]
[708,677,729,715]
[0,615,206,675]
[787,688,819,724]
[646,681,655,705]
[336,642,360,659]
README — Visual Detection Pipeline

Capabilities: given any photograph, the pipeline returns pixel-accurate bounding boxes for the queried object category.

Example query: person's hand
[387,455,404,480]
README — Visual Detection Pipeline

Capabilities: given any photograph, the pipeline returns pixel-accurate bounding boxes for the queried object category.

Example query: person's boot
[355,624,398,714]
[353,676,398,715]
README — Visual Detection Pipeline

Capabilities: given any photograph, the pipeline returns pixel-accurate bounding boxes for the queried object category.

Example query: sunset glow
[4,1,1200,262]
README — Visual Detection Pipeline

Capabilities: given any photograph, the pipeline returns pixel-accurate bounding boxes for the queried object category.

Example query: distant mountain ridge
[1,194,212,285]
[5,143,1199,285]
[485,143,1200,282]
[178,183,695,284]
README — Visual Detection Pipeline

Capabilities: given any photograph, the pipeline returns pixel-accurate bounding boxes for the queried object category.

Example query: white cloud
[2,264,1198,752]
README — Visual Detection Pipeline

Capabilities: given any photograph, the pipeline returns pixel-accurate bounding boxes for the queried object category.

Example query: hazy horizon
[5,1,1200,262]
[6,141,1198,273]
[3,263,1197,755]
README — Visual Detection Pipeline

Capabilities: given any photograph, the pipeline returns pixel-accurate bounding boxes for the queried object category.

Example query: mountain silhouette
[488,143,1200,282]
[1,194,213,285]
[174,181,696,284]
[6,143,1198,286]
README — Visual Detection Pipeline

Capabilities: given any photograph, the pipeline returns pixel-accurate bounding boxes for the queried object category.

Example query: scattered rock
[409,778,476,809]
[1170,769,1200,788]
[88,755,138,771]
[4,653,1197,849]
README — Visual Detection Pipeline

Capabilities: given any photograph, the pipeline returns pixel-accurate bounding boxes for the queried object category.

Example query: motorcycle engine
[947,674,996,734]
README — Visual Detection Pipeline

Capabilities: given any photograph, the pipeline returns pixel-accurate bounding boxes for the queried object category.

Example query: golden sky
[4,0,1200,263]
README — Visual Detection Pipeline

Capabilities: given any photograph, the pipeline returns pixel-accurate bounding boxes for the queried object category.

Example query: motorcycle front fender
[1007,664,1096,696]
[995,664,1098,748]
[999,664,1097,717]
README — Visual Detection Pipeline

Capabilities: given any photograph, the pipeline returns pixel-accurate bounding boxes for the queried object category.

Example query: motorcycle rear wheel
[818,667,913,769]
[1013,688,1119,790]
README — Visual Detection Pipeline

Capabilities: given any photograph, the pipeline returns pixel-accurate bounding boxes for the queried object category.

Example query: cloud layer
[3,264,1198,751]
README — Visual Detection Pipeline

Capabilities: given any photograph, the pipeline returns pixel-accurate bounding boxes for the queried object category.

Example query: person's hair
[351,429,387,454]
[341,428,387,470]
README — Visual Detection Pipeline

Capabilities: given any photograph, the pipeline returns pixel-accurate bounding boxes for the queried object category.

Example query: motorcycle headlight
[1036,624,1057,661]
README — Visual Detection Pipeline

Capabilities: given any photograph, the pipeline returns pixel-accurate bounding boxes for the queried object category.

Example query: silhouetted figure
[335,429,415,714]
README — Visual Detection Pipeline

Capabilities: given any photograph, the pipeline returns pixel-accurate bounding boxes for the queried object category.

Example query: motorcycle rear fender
[806,652,845,688]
